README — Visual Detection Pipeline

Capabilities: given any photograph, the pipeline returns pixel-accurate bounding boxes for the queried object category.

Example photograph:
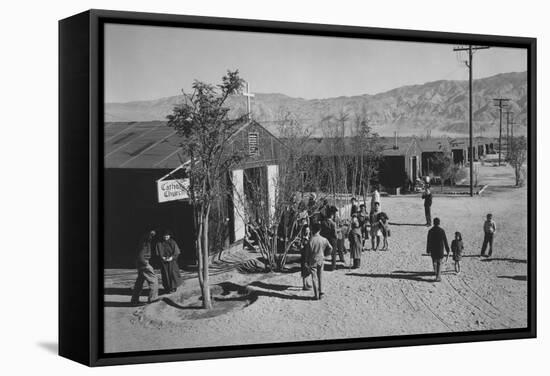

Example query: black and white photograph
[101,21,531,354]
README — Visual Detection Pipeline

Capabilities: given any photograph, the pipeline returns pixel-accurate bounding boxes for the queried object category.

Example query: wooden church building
[103,120,283,268]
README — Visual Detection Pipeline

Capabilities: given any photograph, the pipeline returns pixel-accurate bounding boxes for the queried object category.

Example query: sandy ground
[103,164,528,353]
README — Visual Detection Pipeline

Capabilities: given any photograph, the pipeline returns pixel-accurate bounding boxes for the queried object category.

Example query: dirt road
[104,180,528,353]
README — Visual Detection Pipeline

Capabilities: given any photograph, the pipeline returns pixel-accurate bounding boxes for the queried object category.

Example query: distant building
[379,137,422,193]
[417,138,452,175]
[292,135,424,194]
[449,137,496,165]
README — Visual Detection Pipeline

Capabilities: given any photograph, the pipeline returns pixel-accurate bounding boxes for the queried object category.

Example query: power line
[453,45,490,197]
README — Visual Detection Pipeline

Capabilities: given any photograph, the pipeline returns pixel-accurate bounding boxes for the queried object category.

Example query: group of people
[296,186,499,298]
[292,187,392,300]
[128,185,499,304]
[421,183,497,281]
[130,229,182,304]
[425,213,497,281]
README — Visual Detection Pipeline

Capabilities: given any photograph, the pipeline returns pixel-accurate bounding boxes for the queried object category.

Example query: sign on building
[157,178,189,203]
[248,132,259,156]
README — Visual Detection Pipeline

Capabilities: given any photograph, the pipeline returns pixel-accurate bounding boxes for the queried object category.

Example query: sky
[105,23,527,103]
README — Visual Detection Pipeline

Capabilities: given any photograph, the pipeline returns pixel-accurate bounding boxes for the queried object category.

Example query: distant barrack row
[104,120,499,170]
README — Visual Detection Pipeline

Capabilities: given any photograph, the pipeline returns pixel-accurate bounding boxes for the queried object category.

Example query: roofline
[228,120,289,150]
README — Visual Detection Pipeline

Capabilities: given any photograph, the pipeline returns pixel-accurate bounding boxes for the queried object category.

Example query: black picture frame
[59,9,537,367]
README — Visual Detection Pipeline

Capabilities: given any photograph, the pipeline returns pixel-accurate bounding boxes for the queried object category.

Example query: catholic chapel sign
[157,178,189,203]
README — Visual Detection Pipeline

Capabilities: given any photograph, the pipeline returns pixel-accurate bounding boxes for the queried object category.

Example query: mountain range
[105,71,527,137]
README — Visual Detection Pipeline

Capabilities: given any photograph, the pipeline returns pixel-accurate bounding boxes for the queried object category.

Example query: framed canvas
[59,9,536,366]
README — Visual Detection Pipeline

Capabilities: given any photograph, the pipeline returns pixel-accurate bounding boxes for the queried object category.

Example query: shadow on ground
[104,287,173,297]
[481,258,527,264]
[498,275,527,281]
[346,270,437,282]
[389,222,427,227]
[217,281,314,302]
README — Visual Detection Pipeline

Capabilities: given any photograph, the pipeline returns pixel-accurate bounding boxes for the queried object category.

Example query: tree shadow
[103,287,140,296]
[498,275,527,281]
[481,258,527,264]
[216,281,314,302]
[104,287,172,296]
[161,297,202,310]
[249,281,293,291]
[217,281,249,296]
[103,301,144,308]
[347,270,435,283]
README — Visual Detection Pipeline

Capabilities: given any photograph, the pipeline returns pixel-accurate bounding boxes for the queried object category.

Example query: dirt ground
[103,164,528,353]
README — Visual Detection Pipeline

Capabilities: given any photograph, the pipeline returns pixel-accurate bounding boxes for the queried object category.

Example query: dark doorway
[104,169,196,269]
[452,149,465,165]
[379,156,405,190]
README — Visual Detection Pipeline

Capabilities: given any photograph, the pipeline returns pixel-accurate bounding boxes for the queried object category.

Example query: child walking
[481,213,496,257]
[450,231,464,274]
[378,212,390,251]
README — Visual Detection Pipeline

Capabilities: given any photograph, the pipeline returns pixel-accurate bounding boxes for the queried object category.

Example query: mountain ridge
[105,71,527,137]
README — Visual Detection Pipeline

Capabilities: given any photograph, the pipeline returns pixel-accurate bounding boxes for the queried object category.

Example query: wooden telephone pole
[504,110,513,160]
[453,45,489,196]
[493,98,510,166]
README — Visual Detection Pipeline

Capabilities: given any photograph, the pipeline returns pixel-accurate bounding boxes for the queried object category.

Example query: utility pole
[509,118,515,156]
[493,98,510,166]
[454,45,489,197]
[504,110,513,160]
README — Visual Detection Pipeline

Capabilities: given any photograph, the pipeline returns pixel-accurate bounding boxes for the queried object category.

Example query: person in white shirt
[370,186,381,212]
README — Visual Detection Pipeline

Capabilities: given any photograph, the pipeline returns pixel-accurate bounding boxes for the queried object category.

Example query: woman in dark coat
[348,216,363,269]
[155,229,181,293]
[299,225,312,290]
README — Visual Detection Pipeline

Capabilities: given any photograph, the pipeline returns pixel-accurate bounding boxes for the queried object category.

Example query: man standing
[350,197,360,218]
[371,185,381,212]
[324,210,343,271]
[358,203,369,248]
[130,230,159,304]
[426,218,450,282]
[319,198,330,221]
[481,213,497,257]
[422,186,433,226]
[308,223,333,300]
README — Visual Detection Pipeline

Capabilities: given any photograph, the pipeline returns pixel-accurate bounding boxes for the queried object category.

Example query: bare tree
[239,109,317,271]
[350,108,382,201]
[429,153,460,191]
[509,136,528,187]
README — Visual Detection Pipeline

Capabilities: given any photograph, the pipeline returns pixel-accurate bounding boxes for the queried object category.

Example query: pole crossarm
[453,46,490,51]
